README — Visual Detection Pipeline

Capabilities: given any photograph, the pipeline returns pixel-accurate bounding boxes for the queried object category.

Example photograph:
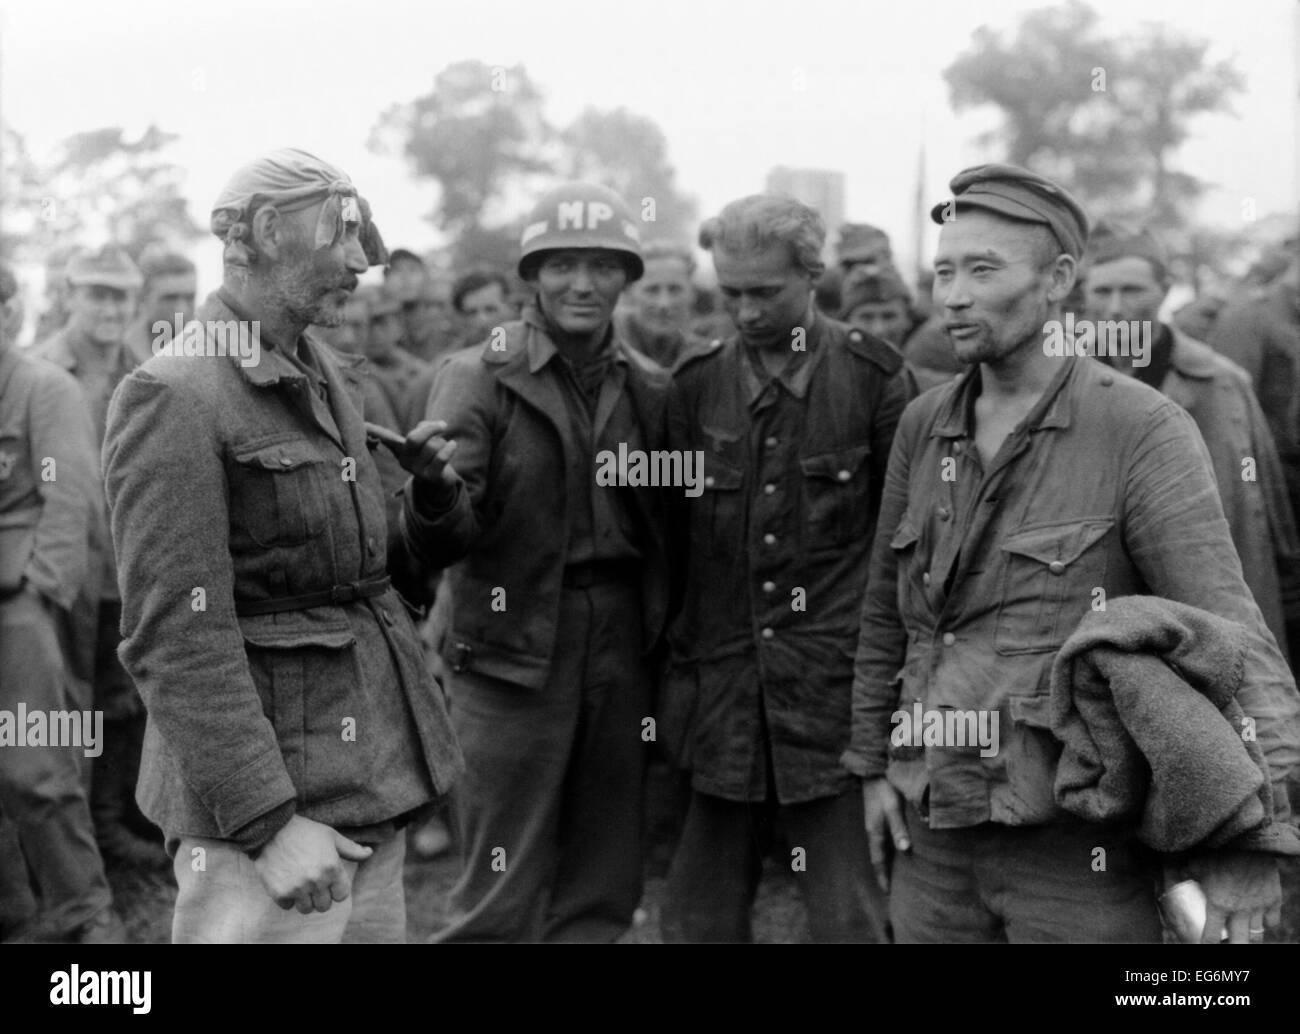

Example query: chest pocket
[800,443,872,550]
[994,518,1114,655]
[695,451,745,558]
[230,438,330,548]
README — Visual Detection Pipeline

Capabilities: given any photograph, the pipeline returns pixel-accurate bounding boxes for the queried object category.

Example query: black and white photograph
[0,0,1298,1007]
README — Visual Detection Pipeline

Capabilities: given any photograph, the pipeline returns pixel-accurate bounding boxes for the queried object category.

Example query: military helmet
[517,182,644,282]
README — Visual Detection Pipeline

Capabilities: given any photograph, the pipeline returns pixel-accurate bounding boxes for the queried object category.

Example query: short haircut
[698,195,826,278]
[385,248,426,272]
[1024,223,1064,272]
[640,241,696,277]
[452,268,511,313]
[1087,221,1170,285]
[0,263,17,304]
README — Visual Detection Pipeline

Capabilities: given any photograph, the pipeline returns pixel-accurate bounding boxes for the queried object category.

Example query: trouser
[433,580,651,943]
[89,599,161,861]
[889,803,1163,943]
[171,834,407,943]
[663,784,889,943]
[0,591,113,935]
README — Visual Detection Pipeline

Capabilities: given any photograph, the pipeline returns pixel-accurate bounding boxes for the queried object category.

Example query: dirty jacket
[662,318,909,803]
[844,354,1300,830]
[103,291,463,851]
[401,306,671,690]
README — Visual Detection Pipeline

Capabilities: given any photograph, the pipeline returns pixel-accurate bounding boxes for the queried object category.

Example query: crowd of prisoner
[1,147,1299,943]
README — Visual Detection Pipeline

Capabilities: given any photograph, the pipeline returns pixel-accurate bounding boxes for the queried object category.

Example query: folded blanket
[1048,595,1300,856]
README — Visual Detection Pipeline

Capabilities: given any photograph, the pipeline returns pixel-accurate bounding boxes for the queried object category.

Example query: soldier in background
[33,245,167,870]
[32,245,81,343]
[359,284,428,422]
[616,241,700,369]
[125,247,198,365]
[1211,250,1300,524]
[0,263,125,943]
[1085,226,1300,666]
[836,222,893,289]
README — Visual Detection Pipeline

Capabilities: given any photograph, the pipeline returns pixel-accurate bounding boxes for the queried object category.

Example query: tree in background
[560,107,697,245]
[371,61,697,271]
[944,0,1244,233]
[370,59,556,258]
[3,125,203,262]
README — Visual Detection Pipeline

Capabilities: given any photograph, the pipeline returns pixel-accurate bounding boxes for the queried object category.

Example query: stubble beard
[268,245,351,329]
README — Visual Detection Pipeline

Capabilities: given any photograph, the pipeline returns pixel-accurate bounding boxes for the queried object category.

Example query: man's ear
[1045,254,1078,304]
[251,205,289,263]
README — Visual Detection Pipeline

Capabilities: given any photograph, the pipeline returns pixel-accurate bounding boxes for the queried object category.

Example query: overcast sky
[2,0,1296,284]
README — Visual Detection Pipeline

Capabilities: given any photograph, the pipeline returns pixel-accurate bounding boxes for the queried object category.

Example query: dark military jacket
[662,315,909,803]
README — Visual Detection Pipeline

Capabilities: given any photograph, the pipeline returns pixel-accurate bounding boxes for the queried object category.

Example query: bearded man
[102,149,465,943]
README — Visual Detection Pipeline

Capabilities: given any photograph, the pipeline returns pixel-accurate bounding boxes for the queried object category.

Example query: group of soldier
[1,143,1298,944]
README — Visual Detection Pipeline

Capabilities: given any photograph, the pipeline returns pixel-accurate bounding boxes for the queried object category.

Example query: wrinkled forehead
[934,211,1042,265]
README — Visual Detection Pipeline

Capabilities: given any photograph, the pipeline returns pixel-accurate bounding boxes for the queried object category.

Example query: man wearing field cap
[34,244,162,869]
[0,263,125,943]
[1084,224,1300,669]
[402,181,671,942]
[849,163,1300,943]
[103,148,465,942]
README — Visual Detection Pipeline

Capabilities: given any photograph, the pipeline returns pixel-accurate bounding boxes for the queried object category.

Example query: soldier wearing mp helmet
[402,181,672,943]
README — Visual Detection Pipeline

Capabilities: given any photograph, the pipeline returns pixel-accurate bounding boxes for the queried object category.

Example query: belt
[561,559,642,590]
[235,575,392,616]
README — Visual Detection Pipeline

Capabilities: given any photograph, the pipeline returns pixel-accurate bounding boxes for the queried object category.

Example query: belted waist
[234,575,392,616]
[561,558,642,589]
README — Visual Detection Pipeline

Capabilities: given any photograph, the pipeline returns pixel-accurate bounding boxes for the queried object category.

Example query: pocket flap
[799,443,871,481]
[702,453,743,491]
[239,608,356,649]
[234,438,320,473]
[890,517,920,551]
[999,518,1114,568]
[1008,693,1053,729]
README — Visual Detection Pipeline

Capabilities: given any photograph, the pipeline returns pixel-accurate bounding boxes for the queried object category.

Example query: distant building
[765,167,846,263]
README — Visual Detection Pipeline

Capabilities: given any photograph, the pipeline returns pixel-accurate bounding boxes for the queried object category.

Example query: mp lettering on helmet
[557,200,615,231]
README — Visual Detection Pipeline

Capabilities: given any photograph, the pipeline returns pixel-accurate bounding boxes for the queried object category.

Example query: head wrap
[210,148,388,268]
[932,163,1090,259]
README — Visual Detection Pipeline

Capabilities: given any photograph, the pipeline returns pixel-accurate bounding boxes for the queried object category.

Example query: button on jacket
[663,317,909,803]
[103,292,463,851]
[400,305,671,691]
[844,354,1300,830]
